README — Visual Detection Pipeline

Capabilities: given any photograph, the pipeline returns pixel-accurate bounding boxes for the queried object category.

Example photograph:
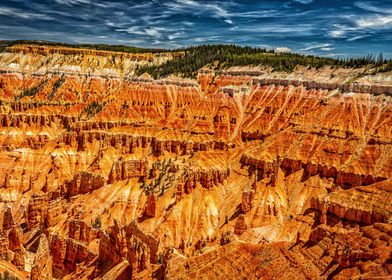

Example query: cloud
[292,0,313,4]
[300,43,332,51]
[230,10,280,18]
[54,0,91,5]
[165,0,233,22]
[115,25,179,39]
[327,23,357,39]
[275,47,291,53]
[329,29,346,38]
[347,35,369,41]
[168,32,184,40]
[354,1,392,14]
[0,7,53,20]
[104,20,116,27]
[115,27,160,37]
[355,15,392,28]
[326,2,392,41]
[145,27,163,37]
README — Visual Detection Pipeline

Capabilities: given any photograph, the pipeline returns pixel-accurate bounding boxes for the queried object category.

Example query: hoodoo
[0,43,390,279]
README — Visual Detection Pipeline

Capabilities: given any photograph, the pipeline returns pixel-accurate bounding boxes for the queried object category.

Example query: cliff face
[0,46,391,279]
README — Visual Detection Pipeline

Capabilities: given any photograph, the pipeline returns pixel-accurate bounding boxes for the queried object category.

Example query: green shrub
[83,101,103,118]
[92,217,101,229]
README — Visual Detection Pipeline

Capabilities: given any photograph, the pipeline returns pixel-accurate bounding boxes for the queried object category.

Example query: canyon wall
[0,46,390,279]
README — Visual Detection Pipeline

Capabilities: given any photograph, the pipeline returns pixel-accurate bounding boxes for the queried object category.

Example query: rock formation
[31,235,52,280]
[0,44,390,279]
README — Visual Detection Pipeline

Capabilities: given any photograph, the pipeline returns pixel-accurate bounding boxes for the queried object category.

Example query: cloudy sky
[0,0,391,57]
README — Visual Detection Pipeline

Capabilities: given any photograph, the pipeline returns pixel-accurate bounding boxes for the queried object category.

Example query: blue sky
[0,0,391,57]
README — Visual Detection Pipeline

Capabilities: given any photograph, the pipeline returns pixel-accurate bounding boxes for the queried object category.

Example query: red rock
[8,226,22,251]
[234,214,247,236]
[67,172,105,197]
[144,195,156,218]
[31,235,52,280]
[27,193,49,230]
[0,45,391,280]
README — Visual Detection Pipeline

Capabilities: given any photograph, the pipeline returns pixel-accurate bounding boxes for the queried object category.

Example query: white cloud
[356,15,392,28]
[104,20,116,27]
[329,29,346,38]
[229,10,279,18]
[168,32,183,40]
[145,27,162,37]
[301,43,331,51]
[224,19,233,24]
[327,2,392,40]
[54,0,91,5]
[0,7,53,20]
[230,24,314,35]
[115,27,145,36]
[354,2,392,14]
[292,0,313,4]
[347,35,369,41]
[166,0,232,24]
[275,47,291,53]
[115,26,175,38]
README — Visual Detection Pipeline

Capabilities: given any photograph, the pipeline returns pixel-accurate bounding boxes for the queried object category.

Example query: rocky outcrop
[2,206,15,231]
[98,220,158,276]
[67,172,105,197]
[31,235,52,280]
[185,169,230,192]
[108,159,147,183]
[252,78,392,95]
[241,190,254,213]
[71,130,231,156]
[303,222,392,279]
[68,219,99,243]
[312,179,392,225]
[0,113,77,128]
[27,193,49,230]
[98,222,125,271]
[46,199,66,227]
[234,214,247,236]
[144,195,156,218]
[0,236,9,259]
[8,226,22,251]
[124,221,159,268]
[240,155,386,188]
[50,234,95,276]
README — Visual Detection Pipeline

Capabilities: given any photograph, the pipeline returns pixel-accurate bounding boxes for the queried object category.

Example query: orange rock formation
[0,45,390,279]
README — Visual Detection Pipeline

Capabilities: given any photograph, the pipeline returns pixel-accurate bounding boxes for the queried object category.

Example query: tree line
[135,45,392,78]
[1,41,391,77]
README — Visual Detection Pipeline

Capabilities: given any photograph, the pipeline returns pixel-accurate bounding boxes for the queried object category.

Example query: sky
[0,0,391,58]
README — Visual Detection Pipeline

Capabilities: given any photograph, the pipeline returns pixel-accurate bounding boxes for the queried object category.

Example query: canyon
[0,44,390,279]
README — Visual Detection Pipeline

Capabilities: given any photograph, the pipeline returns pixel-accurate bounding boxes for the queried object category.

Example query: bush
[17,79,48,101]
[83,101,103,118]
[48,76,65,100]
[92,217,101,229]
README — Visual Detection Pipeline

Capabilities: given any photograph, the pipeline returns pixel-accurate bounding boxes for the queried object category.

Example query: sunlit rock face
[0,45,391,279]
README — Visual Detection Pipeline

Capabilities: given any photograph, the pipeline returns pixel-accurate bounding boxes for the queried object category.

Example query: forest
[135,45,392,78]
[1,40,391,78]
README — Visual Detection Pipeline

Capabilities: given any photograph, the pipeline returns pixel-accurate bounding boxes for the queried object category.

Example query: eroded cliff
[0,45,391,279]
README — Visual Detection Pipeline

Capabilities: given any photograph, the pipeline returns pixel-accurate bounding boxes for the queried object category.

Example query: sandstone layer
[0,45,390,279]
